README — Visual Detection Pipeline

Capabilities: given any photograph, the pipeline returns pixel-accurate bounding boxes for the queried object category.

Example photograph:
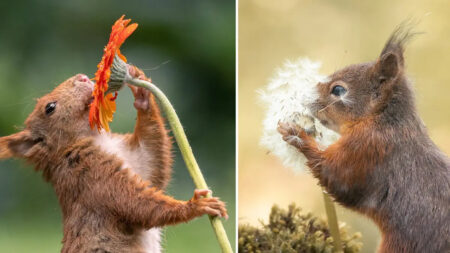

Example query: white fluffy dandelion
[259,58,340,172]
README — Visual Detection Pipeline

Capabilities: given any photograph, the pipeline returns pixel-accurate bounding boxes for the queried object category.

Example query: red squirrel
[278,25,449,252]
[0,65,227,253]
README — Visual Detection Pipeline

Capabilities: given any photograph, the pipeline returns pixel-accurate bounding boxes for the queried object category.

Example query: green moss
[239,204,362,253]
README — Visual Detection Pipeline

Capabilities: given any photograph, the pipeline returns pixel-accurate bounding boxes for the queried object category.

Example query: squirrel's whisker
[318,99,339,113]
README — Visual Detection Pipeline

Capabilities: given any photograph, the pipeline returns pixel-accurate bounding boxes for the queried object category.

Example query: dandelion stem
[124,77,233,253]
[322,190,343,252]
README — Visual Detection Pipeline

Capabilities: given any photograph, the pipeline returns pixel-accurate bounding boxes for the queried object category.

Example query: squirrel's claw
[189,189,228,219]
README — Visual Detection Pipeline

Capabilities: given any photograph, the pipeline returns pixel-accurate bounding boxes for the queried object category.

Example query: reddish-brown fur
[0,66,227,253]
[279,24,449,252]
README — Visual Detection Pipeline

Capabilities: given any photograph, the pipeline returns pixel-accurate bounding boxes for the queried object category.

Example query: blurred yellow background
[238,0,450,252]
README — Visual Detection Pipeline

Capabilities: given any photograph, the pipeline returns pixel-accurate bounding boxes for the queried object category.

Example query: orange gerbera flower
[89,15,138,132]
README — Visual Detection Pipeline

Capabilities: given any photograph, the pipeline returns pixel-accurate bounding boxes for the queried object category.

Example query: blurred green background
[0,1,235,252]
[239,0,449,252]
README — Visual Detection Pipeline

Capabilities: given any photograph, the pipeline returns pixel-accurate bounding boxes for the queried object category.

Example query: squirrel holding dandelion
[278,25,449,252]
[0,17,227,253]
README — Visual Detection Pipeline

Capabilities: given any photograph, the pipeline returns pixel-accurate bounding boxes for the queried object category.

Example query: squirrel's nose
[75,74,90,83]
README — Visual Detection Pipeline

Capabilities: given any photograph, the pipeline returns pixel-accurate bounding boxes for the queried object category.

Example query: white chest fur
[141,229,162,253]
[94,131,161,253]
[94,131,154,180]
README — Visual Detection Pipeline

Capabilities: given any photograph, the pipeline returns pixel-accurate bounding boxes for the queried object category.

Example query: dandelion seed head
[259,58,340,172]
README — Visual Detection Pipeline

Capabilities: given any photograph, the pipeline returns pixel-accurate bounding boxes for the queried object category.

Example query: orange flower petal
[89,15,138,131]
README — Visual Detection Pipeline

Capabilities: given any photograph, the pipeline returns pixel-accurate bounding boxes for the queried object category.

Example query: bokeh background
[239,0,449,252]
[0,1,235,252]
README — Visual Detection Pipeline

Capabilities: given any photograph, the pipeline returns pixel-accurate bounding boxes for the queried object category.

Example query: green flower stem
[125,77,233,253]
[322,190,342,252]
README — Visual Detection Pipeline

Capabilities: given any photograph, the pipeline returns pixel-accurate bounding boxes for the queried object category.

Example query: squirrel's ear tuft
[376,52,400,83]
[380,20,419,68]
[0,130,36,159]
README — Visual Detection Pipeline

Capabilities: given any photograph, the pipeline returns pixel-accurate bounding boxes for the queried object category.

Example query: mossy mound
[238,203,362,253]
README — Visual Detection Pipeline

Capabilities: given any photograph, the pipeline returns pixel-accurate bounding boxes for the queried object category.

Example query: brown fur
[0,67,227,252]
[279,23,449,252]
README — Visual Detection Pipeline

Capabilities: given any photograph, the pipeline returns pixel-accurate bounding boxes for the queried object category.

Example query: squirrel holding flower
[0,65,227,253]
[278,25,449,252]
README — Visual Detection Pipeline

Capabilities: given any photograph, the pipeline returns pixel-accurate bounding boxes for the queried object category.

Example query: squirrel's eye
[331,85,347,96]
[45,102,57,115]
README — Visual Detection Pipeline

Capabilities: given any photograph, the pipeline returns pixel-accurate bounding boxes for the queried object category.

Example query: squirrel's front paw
[127,65,153,112]
[188,189,228,219]
[277,122,310,149]
[129,86,151,111]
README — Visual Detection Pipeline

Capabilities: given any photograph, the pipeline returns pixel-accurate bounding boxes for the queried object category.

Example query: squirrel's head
[0,74,95,160]
[311,24,417,133]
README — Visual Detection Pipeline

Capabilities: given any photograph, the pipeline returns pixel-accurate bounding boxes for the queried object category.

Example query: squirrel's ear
[0,130,36,159]
[375,52,400,84]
